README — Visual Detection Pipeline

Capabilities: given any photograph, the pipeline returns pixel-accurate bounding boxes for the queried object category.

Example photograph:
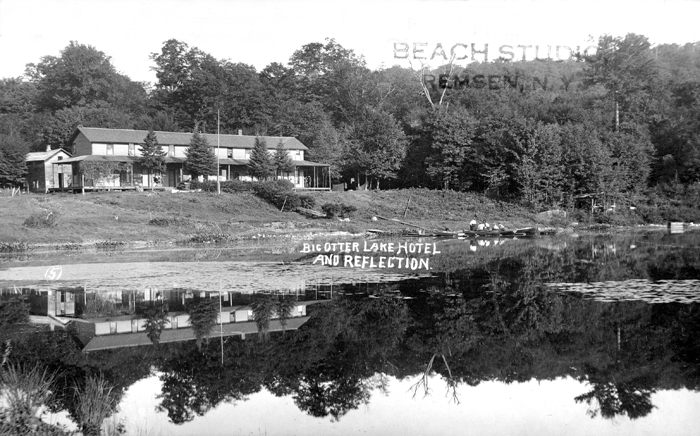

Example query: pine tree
[247,136,275,181]
[184,131,217,179]
[274,139,295,179]
[138,130,167,186]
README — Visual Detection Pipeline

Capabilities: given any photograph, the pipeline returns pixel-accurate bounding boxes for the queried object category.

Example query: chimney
[238,129,242,136]
[46,145,51,152]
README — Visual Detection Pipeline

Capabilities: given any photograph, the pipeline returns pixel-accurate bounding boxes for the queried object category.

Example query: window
[106,144,114,155]
[227,149,233,158]
[169,145,174,156]
[296,150,301,156]
[57,156,63,161]
[245,150,251,159]
[128,143,135,156]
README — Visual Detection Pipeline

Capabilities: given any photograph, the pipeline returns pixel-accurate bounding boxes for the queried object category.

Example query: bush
[321,202,357,218]
[299,195,316,209]
[252,180,299,211]
[221,180,253,192]
[23,211,60,228]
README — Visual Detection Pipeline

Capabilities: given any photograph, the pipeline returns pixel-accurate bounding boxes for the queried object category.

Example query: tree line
[1,35,699,215]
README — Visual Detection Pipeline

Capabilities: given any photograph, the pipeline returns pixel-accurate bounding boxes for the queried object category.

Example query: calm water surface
[1,230,699,435]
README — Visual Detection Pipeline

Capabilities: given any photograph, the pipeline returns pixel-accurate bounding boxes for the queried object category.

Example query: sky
[1,0,699,85]
[48,375,700,436]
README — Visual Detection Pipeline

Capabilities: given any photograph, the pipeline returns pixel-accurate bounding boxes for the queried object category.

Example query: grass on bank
[1,188,541,246]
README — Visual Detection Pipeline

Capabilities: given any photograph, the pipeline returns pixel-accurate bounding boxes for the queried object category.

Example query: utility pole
[217,110,221,194]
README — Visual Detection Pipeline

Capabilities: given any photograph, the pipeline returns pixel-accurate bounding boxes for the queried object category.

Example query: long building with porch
[52,127,331,191]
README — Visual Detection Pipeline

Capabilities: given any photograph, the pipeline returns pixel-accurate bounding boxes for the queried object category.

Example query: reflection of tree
[157,341,264,424]
[575,373,655,419]
[294,375,372,421]
[266,298,410,420]
[251,295,276,341]
[145,304,170,345]
[186,298,218,349]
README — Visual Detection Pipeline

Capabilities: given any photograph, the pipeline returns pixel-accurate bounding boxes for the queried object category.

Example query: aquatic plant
[0,362,67,435]
[73,374,119,436]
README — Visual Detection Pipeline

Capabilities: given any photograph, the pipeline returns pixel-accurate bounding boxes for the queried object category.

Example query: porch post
[314,166,317,188]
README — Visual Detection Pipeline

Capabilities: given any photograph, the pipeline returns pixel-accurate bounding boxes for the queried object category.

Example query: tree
[0,135,28,187]
[423,106,477,190]
[274,140,295,179]
[580,34,660,130]
[247,136,275,181]
[515,122,565,207]
[139,130,167,187]
[26,41,145,113]
[184,131,217,180]
[348,109,407,189]
[186,298,219,349]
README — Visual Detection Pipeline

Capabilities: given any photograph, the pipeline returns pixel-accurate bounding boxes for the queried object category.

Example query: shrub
[299,195,316,209]
[23,211,60,228]
[221,180,253,192]
[149,217,172,227]
[0,242,31,253]
[186,179,254,193]
[321,202,357,218]
[252,180,299,211]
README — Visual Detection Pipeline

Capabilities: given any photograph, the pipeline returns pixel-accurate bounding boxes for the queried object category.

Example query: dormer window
[128,143,135,156]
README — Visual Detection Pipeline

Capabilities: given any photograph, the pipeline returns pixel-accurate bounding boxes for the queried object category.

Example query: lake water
[1,229,699,435]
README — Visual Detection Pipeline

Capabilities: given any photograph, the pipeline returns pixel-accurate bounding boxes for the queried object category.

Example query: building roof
[53,155,328,167]
[71,127,309,150]
[26,149,71,162]
[80,316,310,352]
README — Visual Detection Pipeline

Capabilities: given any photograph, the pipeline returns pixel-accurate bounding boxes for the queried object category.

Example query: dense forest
[1,34,700,219]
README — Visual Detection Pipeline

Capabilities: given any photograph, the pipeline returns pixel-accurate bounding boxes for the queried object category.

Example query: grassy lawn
[0,188,538,246]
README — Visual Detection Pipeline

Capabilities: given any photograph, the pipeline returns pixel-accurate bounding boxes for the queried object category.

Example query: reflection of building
[73,301,317,352]
[26,289,75,317]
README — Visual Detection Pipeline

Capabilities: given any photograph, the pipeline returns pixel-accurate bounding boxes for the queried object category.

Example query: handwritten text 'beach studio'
[394,42,598,63]
[301,241,440,271]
